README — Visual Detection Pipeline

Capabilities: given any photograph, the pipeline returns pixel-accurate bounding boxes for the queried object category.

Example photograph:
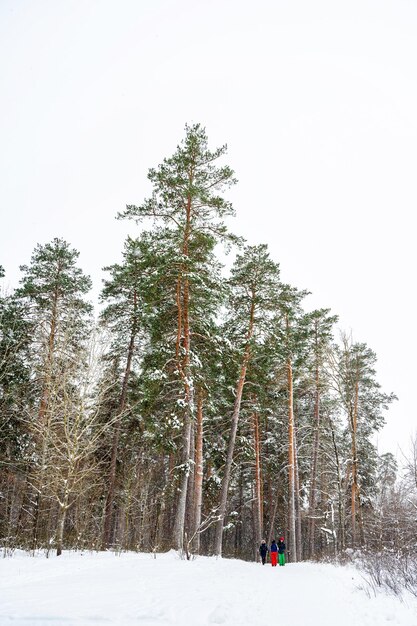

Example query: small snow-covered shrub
[357,551,417,599]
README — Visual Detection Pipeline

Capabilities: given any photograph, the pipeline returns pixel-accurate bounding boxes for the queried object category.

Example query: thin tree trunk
[186,418,196,535]
[293,420,302,561]
[251,485,259,562]
[308,357,321,558]
[252,409,262,548]
[329,415,345,552]
[214,295,255,556]
[351,379,359,548]
[6,474,24,553]
[268,487,279,547]
[192,389,204,552]
[102,294,138,548]
[287,355,297,563]
[357,486,365,547]
[155,458,168,551]
[265,416,273,543]
[56,488,70,556]
[234,466,244,557]
[175,276,182,362]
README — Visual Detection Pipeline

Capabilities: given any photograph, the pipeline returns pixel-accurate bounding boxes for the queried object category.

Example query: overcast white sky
[1,0,416,461]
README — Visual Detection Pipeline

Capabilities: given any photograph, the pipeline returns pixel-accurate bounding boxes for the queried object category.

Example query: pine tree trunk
[287,356,297,562]
[186,418,196,538]
[265,417,274,544]
[308,361,321,558]
[293,420,302,561]
[173,191,194,552]
[214,296,255,557]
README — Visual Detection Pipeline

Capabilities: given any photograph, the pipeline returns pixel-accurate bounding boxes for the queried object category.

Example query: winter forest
[1,123,417,570]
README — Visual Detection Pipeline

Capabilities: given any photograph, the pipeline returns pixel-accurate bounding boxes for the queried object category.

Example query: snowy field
[1,550,417,626]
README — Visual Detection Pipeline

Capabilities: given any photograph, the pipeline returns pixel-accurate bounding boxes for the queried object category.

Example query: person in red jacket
[270,539,278,566]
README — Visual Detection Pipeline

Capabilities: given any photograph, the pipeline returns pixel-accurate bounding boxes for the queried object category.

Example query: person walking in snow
[278,537,286,566]
[259,540,268,565]
[270,539,278,566]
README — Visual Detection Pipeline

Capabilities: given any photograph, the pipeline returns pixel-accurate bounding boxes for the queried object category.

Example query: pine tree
[132,225,228,554]
[16,238,92,550]
[118,123,237,551]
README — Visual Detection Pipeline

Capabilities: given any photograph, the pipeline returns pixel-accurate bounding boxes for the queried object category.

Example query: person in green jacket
[278,537,286,566]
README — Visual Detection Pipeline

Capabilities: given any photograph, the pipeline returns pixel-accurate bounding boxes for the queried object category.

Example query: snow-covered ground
[1,550,416,626]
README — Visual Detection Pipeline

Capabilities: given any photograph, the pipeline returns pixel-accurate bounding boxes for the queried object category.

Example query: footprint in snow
[208,605,228,624]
